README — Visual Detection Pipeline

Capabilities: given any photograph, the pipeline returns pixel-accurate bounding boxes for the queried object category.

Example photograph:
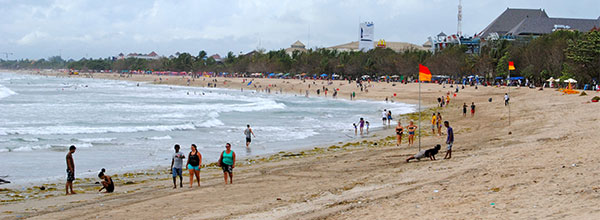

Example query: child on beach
[395,121,404,146]
[471,102,476,116]
[98,168,114,193]
[353,123,357,135]
[365,121,370,134]
[170,144,185,188]
[407,121,417,147]
[436,112,443,136]
[65,145,76,195]
[463,103,467,116]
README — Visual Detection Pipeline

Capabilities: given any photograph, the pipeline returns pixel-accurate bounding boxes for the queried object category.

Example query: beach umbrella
[546,77,555,82]
[391,75,399,78]
[320,74,328,77]
[564,78,577,83]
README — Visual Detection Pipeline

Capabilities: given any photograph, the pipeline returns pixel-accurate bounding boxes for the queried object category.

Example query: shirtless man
[65,145,76,195]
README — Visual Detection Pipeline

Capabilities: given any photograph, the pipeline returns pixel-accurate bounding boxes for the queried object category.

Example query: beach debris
[39,186,45,190]
[491,187,501,192]
[276,198,282,201]
[433,190,439,193]
[572,163,577,167]
[490,202,496,206]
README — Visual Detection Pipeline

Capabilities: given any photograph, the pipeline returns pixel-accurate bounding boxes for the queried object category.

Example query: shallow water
[0,72,415,185]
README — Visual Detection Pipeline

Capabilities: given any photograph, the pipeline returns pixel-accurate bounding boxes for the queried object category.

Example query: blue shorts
[187,164,200,171]
[172,167,182,177]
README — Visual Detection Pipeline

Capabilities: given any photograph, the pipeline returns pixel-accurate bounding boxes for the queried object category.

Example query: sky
[0,0,598,60]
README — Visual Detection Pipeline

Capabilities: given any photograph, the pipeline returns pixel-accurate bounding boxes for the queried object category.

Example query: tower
[457,0,462,37]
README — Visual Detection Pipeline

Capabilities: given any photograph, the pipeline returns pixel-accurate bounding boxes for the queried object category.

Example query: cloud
[0,0,598,59]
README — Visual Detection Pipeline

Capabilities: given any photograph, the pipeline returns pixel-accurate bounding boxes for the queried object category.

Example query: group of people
[66,125,257,194]
[170,142,237,189]
[395,120,417,146]
[405,120,454,162]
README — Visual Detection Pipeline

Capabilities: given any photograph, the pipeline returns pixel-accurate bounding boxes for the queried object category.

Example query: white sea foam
[0,84,17,99]
[0,123,198,136]
[146,135,172,140]
[76,137,117,143]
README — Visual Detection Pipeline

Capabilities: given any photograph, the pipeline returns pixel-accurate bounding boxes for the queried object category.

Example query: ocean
[0,72,415,185]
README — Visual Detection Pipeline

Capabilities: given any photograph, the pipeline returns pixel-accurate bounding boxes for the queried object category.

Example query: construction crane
[1,52,13,60]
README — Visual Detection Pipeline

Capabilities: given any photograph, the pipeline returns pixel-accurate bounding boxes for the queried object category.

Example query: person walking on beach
[470,102,476,116]
[382,109,388,125]
[436,112,443,136]
[407,121,417,147]
[395,121,404,146]
[186,144,202,188]
[462,103,467,117]
[431,113,437,134]
[170,144,185,188]
[446,95,450,106]
[504,93,510,106]
[65,145,76,195]
[444,121,454,159]
[244,124,256,148]
[97,168,114,193]
[219,143,236,184]
[387,110,393,126]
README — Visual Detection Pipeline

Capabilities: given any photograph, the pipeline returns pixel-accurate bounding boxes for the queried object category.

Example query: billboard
[359,22,374,51]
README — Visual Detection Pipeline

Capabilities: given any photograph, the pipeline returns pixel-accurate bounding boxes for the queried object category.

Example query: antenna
[457,0,463,37]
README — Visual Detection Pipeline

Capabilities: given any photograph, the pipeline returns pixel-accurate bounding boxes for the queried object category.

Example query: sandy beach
[2,71,600,219]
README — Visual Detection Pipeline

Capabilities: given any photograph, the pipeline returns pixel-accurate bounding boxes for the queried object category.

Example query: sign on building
[359,22,374,51]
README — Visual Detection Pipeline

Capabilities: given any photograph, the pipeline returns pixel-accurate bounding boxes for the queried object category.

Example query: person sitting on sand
[219,143,236,184]
[395,121,404,146]
[98,168,114,193]
[407,121,417,147]
[406,144,441,163]
[186,144,202,188]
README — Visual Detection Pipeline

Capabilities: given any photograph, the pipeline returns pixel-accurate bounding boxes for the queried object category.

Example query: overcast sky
[1,0,598,60]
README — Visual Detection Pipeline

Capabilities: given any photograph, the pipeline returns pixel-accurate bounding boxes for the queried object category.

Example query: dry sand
[1,71,600,219]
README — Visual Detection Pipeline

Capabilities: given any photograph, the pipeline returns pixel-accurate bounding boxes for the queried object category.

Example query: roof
[437,32,447,37]
[291,40,305,48]
[479,8,549,38]
[327,41,426,52]
[507,17,600,35]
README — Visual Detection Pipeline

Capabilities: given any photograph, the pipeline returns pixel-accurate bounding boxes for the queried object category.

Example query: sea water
[0,72,415,185]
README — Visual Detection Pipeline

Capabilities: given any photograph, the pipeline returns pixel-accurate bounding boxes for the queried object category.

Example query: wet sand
[1,70,600,219]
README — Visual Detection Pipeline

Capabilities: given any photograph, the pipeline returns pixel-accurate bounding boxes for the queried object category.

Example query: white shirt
[504,94,509,100]
[382,111,388,118]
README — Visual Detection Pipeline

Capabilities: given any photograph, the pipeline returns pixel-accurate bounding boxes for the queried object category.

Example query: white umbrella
[546,77,555,82]
[391,75,399,78]
[564,78,577,83]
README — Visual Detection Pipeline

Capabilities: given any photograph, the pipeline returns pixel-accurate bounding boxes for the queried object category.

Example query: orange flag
[508,61,515,70]
[419,64,432,82]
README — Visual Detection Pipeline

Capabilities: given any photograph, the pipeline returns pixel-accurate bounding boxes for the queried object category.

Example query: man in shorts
[444,121,454,159]
[244,124,256,148]
[65,145,76,195]
[170,144,185,188]
[382,109,388,125]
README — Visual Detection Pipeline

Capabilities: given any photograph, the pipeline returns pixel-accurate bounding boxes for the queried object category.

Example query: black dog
[406,144,441,162]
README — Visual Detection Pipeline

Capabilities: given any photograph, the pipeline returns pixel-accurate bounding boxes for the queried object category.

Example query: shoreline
[2,69,599,219]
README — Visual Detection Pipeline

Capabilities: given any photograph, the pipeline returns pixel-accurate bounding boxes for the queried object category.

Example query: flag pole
[418,77,421,151]
[508,69,511,126]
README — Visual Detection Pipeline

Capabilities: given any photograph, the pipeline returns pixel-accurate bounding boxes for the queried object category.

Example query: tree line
[1,30,598,84]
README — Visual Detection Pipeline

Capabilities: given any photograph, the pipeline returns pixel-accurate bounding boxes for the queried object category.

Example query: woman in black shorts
[395,121,404,146]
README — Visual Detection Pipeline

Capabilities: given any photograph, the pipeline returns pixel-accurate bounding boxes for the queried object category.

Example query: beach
[1,71,600,219]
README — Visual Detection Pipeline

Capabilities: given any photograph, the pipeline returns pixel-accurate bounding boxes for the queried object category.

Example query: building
[285,40,308,56]
[327,41,426,52]
[479,8,600,39]
[118,51,160,60]
[428,8,600,54]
